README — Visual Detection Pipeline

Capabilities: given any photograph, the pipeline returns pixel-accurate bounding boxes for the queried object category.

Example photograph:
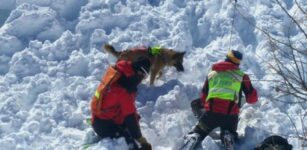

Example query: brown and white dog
[103,44,185,85]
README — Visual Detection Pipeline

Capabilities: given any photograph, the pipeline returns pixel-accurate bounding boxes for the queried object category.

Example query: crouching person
[182,50,258,150]
[90,57,152,150]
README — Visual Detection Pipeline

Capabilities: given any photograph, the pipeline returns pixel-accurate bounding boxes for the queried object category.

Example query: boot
[178,132,203,150]
[222,130,234,150]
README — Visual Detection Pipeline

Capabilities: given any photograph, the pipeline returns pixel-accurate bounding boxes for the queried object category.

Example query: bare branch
[295,0,307,14]
[276,87,307,101]
[274,0,307,39]
[285,13,306,86]
[286,113,301,139]
[234,3,307,55]
[272,94,306,103]
[269,41,302,85]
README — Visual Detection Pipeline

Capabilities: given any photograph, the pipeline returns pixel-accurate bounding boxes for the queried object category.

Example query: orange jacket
[92,60,139,124]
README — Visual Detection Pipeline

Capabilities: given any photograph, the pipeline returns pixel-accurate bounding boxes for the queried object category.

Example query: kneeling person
[90,57,152,150]
[182,50,258,150]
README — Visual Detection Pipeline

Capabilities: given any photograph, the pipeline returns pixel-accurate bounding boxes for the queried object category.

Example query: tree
[269,0,307,146]
[234,0,306,148]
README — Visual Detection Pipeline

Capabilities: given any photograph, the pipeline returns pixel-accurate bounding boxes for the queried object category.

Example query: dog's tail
[103,44,120,58]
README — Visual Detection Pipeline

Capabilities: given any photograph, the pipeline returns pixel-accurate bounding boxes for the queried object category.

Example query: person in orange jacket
[91,57,152,150]
[182,50,258,150]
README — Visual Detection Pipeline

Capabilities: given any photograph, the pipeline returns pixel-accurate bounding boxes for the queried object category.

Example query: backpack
[254,135,293,150]
[90,66,121,117]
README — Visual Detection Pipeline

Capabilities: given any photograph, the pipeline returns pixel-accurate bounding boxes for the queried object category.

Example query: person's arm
[242,74,258,104]
[116,60,143,93]
[123,114,142,139]
[122,104,151,149]
[200,77,209,105]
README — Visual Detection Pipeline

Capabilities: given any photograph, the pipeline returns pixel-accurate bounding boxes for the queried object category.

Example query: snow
[0,0,306,150]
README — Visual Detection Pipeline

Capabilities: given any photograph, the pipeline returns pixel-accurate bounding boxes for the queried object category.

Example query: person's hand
[136,137,152,150]
[136,113,141,121]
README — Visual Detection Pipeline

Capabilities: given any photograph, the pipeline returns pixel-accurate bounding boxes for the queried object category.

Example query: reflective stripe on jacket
[207,70,244,102]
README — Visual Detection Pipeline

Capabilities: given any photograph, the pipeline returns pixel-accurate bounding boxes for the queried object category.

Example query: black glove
[136,137,152,150]
[190,98,205,119]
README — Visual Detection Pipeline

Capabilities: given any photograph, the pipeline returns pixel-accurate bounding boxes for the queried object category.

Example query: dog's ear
[104,43,113,50]
[173,51,185,58]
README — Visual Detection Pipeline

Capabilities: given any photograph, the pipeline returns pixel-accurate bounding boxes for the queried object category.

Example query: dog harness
[150,46,161,56]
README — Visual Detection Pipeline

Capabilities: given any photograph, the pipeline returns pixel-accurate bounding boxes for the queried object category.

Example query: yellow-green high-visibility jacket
[206,70,244,102]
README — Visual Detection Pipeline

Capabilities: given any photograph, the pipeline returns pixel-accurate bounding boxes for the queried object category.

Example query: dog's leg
[150,58,164,85]
[149,57,158,85]
[150,68,158,86]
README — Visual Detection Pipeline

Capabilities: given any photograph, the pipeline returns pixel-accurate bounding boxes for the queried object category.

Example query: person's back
[92,60,142,124]
[202,50,257,115]
[204,61,246,114]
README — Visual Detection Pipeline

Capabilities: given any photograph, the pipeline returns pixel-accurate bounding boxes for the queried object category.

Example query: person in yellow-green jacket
[181,50,258,150]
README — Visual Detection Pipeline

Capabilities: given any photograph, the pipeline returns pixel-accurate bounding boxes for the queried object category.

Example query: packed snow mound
[0,0,306,150]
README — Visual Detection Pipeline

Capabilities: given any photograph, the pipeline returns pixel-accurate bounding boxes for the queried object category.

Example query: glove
[136,113,141,121]
[136,137,152,150]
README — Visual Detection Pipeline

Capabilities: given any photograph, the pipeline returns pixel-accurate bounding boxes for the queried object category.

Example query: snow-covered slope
[0,0,306,150]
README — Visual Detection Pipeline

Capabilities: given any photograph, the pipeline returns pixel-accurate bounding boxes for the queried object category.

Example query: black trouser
[190,99,239,145]
[194,112,239,140]
[92,118,139,149]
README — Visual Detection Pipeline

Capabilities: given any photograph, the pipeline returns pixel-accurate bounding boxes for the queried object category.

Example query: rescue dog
[103,44,185,85]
